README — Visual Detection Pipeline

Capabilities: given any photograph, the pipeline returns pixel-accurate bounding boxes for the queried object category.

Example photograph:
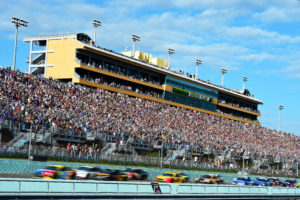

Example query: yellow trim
[79,64,164,91]
[163,84,173,92]
[217,103,261,116]
[83,46,262,105]
[78,79,261,126]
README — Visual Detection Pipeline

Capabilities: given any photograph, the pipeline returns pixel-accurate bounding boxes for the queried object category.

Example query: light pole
[132,34,140,57]
[11,16,28,71]
[195,59,202,79]
[296,160,299,177]
[92,19,101,45]
[28,124,32,161]
[243,76,248,91]
[221,68,227,87]
[168,48,175,70]
[278,105,284,131]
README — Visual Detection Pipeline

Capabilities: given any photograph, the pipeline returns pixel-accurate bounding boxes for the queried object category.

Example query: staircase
[164,147,186,164]
[101,143,117,155]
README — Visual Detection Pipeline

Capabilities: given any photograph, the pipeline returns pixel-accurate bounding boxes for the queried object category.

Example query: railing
[1,178,300,198]
[0,178,171,195]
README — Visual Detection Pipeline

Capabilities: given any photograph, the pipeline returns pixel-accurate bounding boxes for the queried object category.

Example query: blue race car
[232,176,253,185]
[252,177,267,186]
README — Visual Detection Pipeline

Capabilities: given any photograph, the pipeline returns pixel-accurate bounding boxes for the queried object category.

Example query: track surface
[0,173,32,178]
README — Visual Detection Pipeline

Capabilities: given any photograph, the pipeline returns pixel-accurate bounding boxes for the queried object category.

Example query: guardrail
[1,178,300,199]
[0,178,171,195]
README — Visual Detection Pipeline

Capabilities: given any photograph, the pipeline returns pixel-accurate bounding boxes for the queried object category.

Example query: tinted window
[162,173,173,177]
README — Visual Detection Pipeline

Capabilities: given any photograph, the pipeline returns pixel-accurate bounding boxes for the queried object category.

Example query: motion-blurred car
[295,182,300,188]
[76,166,102,179]
[252,177,267,186]
[122,168,148,180]
[281,179,297,187]
[195,174,224,184]
[266,177,282,186]
[232,176,253,186]
[154,172,186,183]
[179,173,189,182]
[95,169,128,181]
[34,165,76,180]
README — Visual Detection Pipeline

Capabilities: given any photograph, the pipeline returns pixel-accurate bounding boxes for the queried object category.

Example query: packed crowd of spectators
[218,99,259,113]
[80,74,162,99]
[1,67,300,165]
[78,56,162,86]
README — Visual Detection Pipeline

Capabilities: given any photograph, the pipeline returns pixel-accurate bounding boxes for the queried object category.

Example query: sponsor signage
[172,87,212,102]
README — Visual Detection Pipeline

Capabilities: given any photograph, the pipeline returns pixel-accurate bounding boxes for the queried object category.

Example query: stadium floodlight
[243,76,248,91]
[93,19,101,45]
[278,105,284,131]
[195,59,202,79]
[132,34,140,57]
[221,68,227,86]
[11,16,28,71]
[168,48,175,70]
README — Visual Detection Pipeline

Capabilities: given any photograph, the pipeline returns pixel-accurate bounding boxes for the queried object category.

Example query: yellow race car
[195,174,224,184]
[154,172,186,183]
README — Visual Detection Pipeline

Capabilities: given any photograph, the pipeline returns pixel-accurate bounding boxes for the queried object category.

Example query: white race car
[76,166,102,179]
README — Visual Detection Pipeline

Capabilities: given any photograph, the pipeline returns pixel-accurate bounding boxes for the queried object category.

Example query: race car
[179,173,190,182]
[232,176,253,186]
[154,172,186,183]
[281,179,297,187]
[122,168,148,180]
[76,166,102,179]
[34,165,76,180]
[95,169,128,181]
[195,174,224,184]
[252,177,268,186]
[266,177,282,186]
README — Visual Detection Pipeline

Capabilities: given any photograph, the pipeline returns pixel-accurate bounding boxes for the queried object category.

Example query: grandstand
[23,33,262,126]
[0,33,299,176]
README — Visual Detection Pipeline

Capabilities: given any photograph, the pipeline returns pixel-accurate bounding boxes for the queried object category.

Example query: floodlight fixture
[12,17,28,28]
[93,19,101,44]
[11,16,28,71]
[278,105,284,131]
[168,48,175,70]
[132,34,140,57]
[243,76,248,90]
[221,68,227,86]
[195,59,202,79]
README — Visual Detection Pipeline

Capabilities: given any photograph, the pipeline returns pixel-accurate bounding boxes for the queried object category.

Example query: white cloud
[1,0,300,78]
[255,57,300,79]
[218,26,300,44]
[237,52,274,62]
[282,63,300,78]
[253,5,300,23]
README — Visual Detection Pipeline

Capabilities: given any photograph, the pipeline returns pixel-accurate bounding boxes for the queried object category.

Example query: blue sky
[1,0,300,135]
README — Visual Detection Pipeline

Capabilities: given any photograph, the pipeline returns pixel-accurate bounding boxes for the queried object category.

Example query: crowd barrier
[1,178,300,199]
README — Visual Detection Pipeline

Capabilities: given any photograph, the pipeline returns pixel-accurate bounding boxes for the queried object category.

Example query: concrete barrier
[1,178,300,199]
